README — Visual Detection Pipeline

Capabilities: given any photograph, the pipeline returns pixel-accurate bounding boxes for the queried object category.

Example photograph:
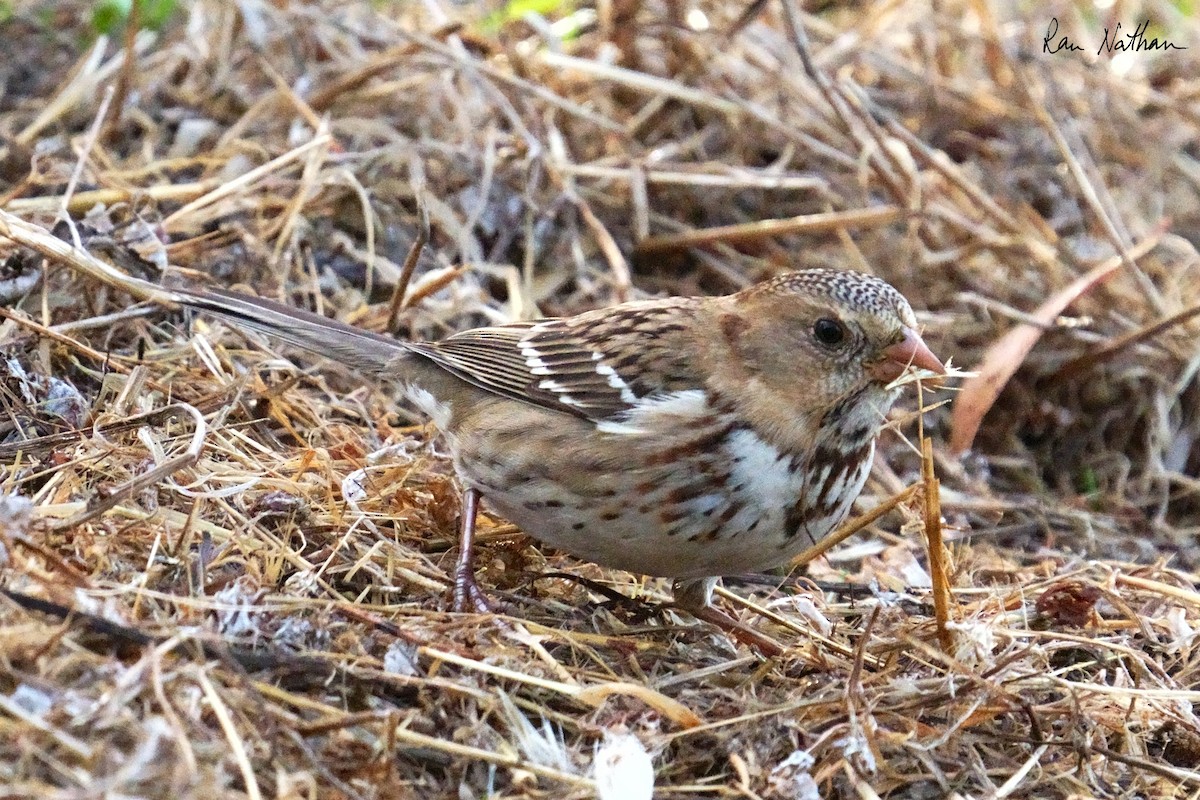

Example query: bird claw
[452,565,493,613]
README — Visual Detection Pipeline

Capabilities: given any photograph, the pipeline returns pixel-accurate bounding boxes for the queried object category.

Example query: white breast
[722,428,808,535]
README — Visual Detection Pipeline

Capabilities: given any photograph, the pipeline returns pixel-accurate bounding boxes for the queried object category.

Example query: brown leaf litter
[0,1,1199,797]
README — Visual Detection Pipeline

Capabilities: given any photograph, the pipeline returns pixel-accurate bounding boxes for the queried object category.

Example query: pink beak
[871,327,945,383]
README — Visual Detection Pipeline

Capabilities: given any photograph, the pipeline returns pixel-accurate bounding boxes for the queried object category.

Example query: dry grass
[1,0,1199,797]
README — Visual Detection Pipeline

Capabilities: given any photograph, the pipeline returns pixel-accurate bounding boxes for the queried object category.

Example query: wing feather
[407,298,707,421]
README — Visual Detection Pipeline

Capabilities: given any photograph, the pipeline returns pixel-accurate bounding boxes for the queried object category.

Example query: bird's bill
[871,327,945,383]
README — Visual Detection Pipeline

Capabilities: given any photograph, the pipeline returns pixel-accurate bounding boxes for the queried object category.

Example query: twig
[162,134,334,231]
[52,403,207,532]
[60,85,116,230]
[386,199,430,332]
[196,668,263,800]
[1054,299,1200,382]
[923,437,952,652]
[636,206,903,255]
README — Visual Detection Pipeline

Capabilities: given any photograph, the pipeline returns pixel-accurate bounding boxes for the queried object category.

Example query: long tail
[168,286,407,376]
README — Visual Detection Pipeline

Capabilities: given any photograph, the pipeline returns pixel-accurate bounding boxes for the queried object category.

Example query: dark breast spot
[785,441,873,539]
[846,425,873,444]
[665,481,718,505]
[719,312,749,346]
[784,502,811,541]
[716,501,745,525]
[658,506,687,525]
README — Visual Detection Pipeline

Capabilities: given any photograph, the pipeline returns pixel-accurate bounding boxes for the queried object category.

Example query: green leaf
[91,0,178,34]
[92,0,131,34]
[504,0,570,20]
[139,0,179,30]
[1077,467,1099,497]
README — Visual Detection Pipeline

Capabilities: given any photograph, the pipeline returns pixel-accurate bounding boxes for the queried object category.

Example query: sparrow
[170,269,944,625]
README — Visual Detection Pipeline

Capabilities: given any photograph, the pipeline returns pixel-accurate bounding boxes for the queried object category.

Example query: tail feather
[169,286,407,376]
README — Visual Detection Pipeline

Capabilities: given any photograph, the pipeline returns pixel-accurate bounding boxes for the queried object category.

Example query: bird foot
[671,578,784,655]
[452,563,493,613]
[686,603,785,657]
[450,486,493,613]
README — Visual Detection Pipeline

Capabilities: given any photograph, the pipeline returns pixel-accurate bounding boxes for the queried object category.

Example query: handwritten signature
[1044,17,1188,56]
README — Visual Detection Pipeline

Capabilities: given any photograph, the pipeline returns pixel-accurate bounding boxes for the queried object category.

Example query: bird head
[706,269,945,448]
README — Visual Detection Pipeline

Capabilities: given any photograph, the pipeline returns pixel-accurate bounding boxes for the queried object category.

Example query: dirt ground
[0,1,1199,798]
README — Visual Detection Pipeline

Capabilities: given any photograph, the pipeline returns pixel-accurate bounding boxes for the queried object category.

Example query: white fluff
[726,428,807,527]
[403,383,452,429]
[594,732,654,800]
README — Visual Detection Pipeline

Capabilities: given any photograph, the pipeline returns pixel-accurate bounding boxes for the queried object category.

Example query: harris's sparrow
[171,270,944,622]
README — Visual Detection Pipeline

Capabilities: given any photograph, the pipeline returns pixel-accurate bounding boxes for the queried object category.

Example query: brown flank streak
[645,421,736,466]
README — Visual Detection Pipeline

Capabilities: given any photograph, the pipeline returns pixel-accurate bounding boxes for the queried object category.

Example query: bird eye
[812,318,846,347]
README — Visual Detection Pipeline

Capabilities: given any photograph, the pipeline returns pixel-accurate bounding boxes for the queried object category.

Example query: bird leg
[673,578,784,657]
[452,487,491,613]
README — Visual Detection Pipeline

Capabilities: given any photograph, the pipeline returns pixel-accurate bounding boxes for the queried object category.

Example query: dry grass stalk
[922,436,952,652]
[0,1,1197,797]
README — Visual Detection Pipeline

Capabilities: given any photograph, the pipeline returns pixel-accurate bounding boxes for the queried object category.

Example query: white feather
[595,389,709,435]
[403,384,452,429]
[535,378,584,407]
[519,342,551,374]
[594,732,654,800]
[726,428,805,519]
[593,361,639,405]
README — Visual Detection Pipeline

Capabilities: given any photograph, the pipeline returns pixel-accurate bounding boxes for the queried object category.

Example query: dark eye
[812,318,846,347]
